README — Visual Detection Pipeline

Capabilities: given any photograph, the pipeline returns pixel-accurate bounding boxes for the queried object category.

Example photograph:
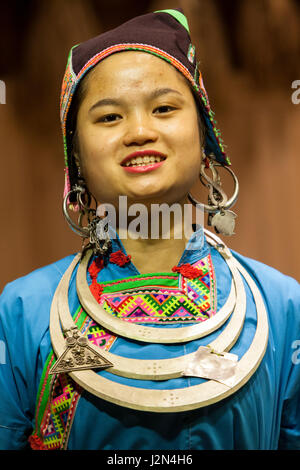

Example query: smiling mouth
[121,155,166,167]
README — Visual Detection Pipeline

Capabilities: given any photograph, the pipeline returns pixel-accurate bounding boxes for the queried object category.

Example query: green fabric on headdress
[154,9,190,33]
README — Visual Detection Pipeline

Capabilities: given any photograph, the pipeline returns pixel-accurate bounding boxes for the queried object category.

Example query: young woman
[0,9,299,450]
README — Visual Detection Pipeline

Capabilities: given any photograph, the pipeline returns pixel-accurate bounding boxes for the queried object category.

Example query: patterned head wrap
[60,8,230,201]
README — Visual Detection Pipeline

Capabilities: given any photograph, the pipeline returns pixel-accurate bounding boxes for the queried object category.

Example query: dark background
[1,0,300,291]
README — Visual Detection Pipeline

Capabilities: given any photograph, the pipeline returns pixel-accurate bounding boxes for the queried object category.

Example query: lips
[120,150,167,167]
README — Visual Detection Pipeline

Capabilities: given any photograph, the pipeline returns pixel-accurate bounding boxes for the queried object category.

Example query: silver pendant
[49,327,113,375]
[211,210,237,236]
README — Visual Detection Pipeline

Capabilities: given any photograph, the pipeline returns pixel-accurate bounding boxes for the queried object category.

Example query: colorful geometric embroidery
[29,354,81,450]
[60,45,77,146]
[29,252,217,449]
[96,254,216,323]
[60,60,75,126]
[74,306,117,351]
[187,43,195,63]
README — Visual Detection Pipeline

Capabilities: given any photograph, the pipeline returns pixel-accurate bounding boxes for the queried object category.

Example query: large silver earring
[188,158,239,236]
[63,185,112,256]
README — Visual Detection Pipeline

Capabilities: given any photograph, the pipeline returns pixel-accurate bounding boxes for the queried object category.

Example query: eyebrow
[150,88,183,100]
[88,88,183,113]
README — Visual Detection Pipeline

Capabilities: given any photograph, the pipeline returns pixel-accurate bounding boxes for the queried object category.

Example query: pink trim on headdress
[60,43,200,136]
[60,43,229,167]
[63,168,71,199]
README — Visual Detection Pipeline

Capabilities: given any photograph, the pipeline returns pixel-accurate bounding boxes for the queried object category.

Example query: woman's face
[76,51,202,209]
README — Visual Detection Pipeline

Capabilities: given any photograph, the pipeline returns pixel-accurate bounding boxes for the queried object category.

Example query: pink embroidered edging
[34,355,56,434]
[102,275,177,288]
[39,378,60,450]
[100,287,183,298]
[77,43,193,82]
[30,357,57,450]
[206,254,217,314]
[61,387,82,450]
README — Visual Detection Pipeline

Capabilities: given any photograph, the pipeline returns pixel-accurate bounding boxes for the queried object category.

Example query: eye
[153,105,176,114]
[99,113,122,123]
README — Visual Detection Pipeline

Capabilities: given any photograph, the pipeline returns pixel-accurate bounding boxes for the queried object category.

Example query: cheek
[173,119,202,179]
[171,121,201,164]
[79,132,115,175]
[165,112,201,147]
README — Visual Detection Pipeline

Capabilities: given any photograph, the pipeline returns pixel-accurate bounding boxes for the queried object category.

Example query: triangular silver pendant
[49,327,113,375]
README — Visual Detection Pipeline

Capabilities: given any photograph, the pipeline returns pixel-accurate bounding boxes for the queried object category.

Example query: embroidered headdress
[60,8,230,200]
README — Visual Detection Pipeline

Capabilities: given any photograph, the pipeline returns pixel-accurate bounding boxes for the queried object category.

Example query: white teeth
[125,155,165,167]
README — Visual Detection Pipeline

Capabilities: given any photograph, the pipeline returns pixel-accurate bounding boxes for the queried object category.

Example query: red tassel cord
[28,433,48,450]
[172,263,202,279]
[88,257,104,302]
[109,250,132,267]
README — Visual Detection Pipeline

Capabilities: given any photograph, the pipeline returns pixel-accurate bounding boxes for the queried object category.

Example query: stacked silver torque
[49,230,268,412]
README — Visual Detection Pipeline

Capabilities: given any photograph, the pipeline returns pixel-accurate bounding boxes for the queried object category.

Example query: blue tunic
[0,226,300,450]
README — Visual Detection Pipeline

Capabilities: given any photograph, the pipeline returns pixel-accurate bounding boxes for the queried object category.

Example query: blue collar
[105,223,210,276]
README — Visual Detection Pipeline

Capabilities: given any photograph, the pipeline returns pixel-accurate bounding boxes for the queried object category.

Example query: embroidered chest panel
[82,253,217,352]
[29,252,217,450]
[97,255,217,324]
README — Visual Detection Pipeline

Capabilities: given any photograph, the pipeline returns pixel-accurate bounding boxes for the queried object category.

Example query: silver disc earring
[188,158,239,236]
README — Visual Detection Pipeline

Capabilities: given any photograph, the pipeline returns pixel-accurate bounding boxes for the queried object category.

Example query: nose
[123,112,158,146]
